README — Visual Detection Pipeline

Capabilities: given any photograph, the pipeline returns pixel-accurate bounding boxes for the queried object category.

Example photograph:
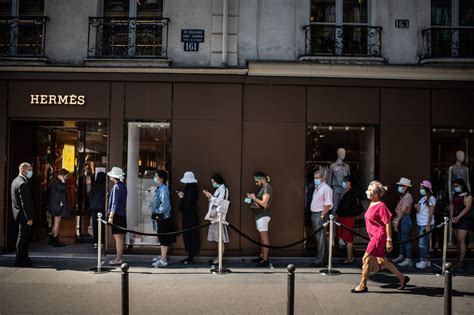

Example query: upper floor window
[88,0,168,58]
[0,0,47,57]
[423,0,474,59]
[305,0,381,57]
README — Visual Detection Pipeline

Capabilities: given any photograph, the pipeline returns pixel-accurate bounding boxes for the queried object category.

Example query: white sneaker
[152,256,160,262]
[415,260,431,269]
[398,258,412,267]
[392,255,405,263]
[152,259,168,268]
[93,243,98,249]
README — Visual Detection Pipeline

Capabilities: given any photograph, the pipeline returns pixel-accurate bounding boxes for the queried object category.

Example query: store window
[306,0,380,56]
[124,122,171,246]
[90,0,168,58]
[0,0,47,56]
[305,125,376,248]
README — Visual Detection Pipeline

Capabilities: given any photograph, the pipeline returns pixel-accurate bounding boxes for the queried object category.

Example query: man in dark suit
[11,162,35,267]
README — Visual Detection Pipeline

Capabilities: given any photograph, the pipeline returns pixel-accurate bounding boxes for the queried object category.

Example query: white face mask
[366,190,372,200]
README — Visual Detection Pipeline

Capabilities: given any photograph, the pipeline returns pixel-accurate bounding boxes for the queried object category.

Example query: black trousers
[90,209,105,244]
[16,221,32,263]
[182,210,200,256]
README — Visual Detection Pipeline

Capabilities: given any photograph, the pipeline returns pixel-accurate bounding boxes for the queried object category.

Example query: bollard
[211,210,231,274]
[434,217,449,276]
[287,264,295,315]
[444,262,452,315]
[320,215,341,276]
[121,263,129,315]
[89,213,111,273]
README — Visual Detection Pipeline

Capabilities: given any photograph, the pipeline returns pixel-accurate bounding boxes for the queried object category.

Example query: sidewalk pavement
[0,255,473,314]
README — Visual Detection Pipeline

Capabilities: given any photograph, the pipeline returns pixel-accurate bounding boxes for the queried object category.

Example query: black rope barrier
[227,222,328,249]
[334,220,446,246]
[100,219,211,236]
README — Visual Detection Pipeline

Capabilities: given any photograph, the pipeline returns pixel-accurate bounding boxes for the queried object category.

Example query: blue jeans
[398,215,412,258]
[418,224,434,259]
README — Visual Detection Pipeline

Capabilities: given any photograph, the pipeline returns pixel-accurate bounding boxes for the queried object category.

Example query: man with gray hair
[305,169,333,267]
[11,162,34,267]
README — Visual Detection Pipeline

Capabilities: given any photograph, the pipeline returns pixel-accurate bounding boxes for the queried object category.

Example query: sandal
[340,258,354,265]
[351,287,368,293]
[397,276,410,290]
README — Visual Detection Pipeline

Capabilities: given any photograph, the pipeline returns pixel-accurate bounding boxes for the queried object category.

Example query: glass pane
[460,0,474,26]
[310,0,336,23]
[343,0,367,24]
[124,122,171,246]
[135,21,163,56]
[309,25,336,54]
[101,18,129,57]
[19,0,44,16]
[17,19,43,55]
[137,0,163,17]
[431,0,452,26]
[342,26,368,55]
[0,0,12,16]
[104,0,129,16]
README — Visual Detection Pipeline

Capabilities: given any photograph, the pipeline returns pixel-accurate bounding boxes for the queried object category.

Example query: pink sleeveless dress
[364,202,392,257]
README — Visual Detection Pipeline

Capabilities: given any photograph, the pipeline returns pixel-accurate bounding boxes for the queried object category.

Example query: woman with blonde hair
[352,181,410,293]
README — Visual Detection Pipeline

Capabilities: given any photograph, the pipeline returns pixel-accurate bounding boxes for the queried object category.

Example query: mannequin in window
[448,150,471,201]
[327,148,351,215]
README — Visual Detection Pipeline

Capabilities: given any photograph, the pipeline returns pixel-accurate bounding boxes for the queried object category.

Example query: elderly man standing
[11,162,35,267]
[306,170,333,267]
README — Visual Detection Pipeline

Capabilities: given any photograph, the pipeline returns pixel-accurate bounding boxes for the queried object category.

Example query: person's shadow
[369,273,474,297]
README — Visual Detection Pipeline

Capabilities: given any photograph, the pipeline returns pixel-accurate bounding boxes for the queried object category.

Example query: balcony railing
[422,27,474,59]
[303,24,382,57]
[0,16,48,57]
[88,17,169,58]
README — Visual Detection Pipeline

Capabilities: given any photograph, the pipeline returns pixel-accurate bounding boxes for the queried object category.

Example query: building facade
[0,0,473,256]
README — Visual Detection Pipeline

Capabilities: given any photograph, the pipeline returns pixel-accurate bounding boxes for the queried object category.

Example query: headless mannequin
[327,148,351,215]
[448,150,471,201]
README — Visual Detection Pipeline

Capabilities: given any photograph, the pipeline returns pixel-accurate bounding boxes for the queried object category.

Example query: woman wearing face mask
[391,177,414,267]
[352,181,409,293]
[49,169,70,247]
[203,173,229,265]
[450,179,472,270]
[247,171,273,267]
[414,180,436,270]
[335,175,360,264]
[107,167,127,265]
[151,170,176,268]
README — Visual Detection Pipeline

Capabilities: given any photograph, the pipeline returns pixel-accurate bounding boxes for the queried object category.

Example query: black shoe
[351,287,368,293]
[397,276,410,290]
[14,261,33,268]
[48,235,54,245]
[256,260,270,267]
[181,257,195,265]
[52,236,66,247]
[251,256,263,263]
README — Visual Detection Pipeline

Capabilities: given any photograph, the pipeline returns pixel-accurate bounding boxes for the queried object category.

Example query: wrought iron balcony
[0,16,48,57]
[303,24,382,57]
[88,17,169,58]
[422,28,474,59]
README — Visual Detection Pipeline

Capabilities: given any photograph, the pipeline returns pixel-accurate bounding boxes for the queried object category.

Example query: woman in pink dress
[352,181,410,293]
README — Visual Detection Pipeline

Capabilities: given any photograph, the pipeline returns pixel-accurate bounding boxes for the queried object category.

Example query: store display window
[123,122,171,246]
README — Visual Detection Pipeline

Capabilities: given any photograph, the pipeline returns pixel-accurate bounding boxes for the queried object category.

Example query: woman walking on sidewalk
[414,180,436,269]
[352,181,409,293]
[107,167,127,265]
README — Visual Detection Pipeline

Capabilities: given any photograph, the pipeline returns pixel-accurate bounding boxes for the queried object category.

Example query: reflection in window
[343,0,367,24]
[124,122,171,246]
[460,0,474,26]
[311,0,336,23]
[432,0,452,26]
[305,125,375,249]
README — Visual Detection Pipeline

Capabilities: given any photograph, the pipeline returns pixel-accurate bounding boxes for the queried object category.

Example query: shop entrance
[6,120,108,252]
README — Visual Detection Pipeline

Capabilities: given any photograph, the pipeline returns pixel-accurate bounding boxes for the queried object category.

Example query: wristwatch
[386,237,392,242]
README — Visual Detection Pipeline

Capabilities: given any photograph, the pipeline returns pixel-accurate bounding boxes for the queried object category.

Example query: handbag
[204,188,230,221]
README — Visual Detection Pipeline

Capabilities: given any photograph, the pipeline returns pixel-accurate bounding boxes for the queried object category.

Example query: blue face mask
[419,188,426,196]
[342,181,347,189]
[397,186,405,194]
[314,179,321,186]
[212,183,220,189]
[454,186,462,193]
[153,177,159,184]
[26,170,33,179]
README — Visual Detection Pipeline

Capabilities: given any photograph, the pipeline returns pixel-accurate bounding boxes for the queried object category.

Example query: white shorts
[256,216,271,232]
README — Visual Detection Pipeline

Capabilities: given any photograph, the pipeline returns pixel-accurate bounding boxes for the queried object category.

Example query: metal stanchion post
[287,264,295,315]
[89,212,111,273]
[444,262,452,315]
[211,210,231,274]
[121,263,129,315]
[320,215,341,276]
[434,217,449,276]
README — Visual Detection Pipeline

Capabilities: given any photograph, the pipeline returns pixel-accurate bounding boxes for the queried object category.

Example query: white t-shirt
[416,196,436,226]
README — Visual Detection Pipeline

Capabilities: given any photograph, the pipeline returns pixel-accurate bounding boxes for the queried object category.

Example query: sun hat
[420,180,433,193]
[180,171,198,184]
[107,167,125,181]
[396,177,412,187]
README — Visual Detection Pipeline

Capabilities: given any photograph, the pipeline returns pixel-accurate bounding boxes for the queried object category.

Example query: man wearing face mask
[11,162,35,267]
[306,170,333,267]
